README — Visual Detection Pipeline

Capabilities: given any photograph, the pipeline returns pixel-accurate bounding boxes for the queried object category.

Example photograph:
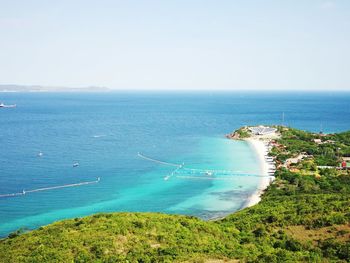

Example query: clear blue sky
[0,0,349,90]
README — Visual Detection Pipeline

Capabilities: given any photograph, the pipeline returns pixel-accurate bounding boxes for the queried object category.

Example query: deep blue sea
[0,91,349,236]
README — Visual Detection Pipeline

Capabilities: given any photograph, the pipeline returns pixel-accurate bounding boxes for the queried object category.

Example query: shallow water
[0,91,349,236]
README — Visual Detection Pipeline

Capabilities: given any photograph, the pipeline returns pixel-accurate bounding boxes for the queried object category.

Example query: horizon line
[0,84,349,93]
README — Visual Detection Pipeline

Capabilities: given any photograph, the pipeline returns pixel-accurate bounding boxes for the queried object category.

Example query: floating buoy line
[137,152,181,167]
[0,178,100,199]
[138,152,270,181]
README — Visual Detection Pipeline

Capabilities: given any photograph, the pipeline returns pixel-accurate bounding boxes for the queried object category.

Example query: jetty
[137,152,270,180]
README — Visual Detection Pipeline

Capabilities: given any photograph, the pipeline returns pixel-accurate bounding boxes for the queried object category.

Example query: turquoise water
[0,92,349,236]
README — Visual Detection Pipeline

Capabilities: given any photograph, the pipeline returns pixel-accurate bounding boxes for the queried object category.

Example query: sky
[0,0,349,91]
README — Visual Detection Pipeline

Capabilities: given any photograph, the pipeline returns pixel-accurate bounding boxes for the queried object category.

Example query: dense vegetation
[271,126,350,166]
[1,127,350,262]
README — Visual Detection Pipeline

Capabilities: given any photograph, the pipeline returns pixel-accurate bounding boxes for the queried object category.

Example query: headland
[226,125,280,208]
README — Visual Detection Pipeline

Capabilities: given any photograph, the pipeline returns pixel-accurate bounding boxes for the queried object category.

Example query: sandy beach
[244,138,275,208]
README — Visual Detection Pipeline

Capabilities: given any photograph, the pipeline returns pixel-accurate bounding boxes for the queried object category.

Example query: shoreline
[211,135,277,221]
[243,138,275,208]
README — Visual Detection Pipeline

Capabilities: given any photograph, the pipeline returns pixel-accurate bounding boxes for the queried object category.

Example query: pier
[138,152,268,180]
[176,175,266,181]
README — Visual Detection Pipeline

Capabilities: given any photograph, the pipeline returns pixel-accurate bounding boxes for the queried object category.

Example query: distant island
[1,126,349,262]
[0,84,110,93]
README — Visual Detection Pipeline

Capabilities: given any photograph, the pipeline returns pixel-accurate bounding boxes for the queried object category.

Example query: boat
[0,102,16,108]
[73,162,79,167]
[38,151,43,157]
[205,171,213,176]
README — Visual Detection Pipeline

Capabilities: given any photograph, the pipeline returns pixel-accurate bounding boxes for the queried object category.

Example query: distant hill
[0,84,110,92]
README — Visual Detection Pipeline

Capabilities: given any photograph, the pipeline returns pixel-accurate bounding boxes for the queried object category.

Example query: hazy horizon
[2,84,350,92]
[1,0,350,91]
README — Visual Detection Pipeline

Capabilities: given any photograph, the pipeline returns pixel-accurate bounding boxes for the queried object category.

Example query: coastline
[243,138,275,208]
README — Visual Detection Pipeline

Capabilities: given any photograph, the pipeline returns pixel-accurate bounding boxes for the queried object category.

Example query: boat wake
[92,134,107,138]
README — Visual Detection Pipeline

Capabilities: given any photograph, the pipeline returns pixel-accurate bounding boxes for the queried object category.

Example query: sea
[0,91,349,236]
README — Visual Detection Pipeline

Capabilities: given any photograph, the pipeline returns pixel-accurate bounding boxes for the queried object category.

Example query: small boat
[0,102,16,108]
[73,162,79,168]
[205,171,213,176]
[38,151,43,157]
[164,175,170,181]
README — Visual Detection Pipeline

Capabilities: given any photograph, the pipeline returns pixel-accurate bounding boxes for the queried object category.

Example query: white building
[249,126,277,136]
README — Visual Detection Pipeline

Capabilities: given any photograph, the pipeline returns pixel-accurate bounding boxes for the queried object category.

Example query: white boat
[73,162,79,167]
[0,102,16,108]
[38,151,43,157]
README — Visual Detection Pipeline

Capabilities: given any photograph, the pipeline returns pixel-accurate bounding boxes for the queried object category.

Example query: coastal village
[227,125,350,176]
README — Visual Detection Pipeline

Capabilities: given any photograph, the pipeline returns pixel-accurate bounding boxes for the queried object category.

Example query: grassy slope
[0,213,237,262]
[1,127,350,262]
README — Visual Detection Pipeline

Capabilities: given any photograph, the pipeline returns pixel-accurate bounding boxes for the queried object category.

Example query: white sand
[243,138,275,208]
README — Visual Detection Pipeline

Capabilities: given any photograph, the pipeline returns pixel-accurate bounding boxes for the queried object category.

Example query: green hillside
[1,127,350,262]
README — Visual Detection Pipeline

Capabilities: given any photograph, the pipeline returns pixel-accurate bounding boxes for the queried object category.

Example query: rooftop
[249,126,277,135]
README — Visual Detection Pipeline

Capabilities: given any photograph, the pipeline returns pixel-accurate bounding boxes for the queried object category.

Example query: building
[283,153,308,168]
[313,138,335,145]
[249,126,277,135]
[313,139,322,144]
[340,157,350,169]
